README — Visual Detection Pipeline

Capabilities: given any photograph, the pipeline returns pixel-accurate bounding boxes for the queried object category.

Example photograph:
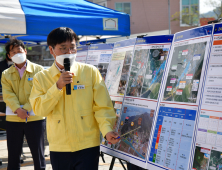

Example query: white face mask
[53,49,76,66]
[11,53,26,64]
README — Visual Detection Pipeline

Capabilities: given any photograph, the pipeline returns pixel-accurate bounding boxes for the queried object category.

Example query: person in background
[1,38,45,170]
[30,27,120,170]
[0,53,13,78]
[0,54,13,128]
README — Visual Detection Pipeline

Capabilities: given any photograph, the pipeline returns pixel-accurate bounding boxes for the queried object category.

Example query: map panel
[114,104,154,159]
[105,41,136,101]
[163,42,207,103]
[105,51,125,95]
[127,47,169,99]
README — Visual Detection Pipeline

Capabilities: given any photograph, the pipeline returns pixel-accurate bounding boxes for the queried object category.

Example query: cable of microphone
[64,58,71,95]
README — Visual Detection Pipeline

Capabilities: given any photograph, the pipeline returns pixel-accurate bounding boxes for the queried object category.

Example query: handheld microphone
[64,58,71,95]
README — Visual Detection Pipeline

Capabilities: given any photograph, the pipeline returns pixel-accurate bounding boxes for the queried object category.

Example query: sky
[200,0,221,14]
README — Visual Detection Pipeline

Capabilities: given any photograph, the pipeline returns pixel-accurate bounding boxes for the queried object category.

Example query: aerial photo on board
[209,150,222,170]
[114,105,154,159]
[117,50,134,95]
[127,48,169,99]
[164,42,207,103]
[192,146,210,170]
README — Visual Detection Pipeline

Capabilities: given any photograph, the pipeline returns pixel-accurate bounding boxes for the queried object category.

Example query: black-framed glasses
[10,46,25,55]
[59,47,76,54]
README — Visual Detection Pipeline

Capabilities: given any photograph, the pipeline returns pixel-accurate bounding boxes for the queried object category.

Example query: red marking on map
[136,61,144,68]
[182,49,188,55]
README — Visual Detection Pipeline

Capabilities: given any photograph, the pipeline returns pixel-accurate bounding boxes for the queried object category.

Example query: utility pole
[168,0,171,34]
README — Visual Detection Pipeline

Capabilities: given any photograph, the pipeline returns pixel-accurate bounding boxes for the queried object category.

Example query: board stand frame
[100,151,127,170]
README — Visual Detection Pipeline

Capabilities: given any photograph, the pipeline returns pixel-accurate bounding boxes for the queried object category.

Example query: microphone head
[64,58,70,65]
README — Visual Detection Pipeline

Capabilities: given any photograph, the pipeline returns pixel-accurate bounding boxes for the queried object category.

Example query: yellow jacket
[30,62,115,152]
[1,60,44,122]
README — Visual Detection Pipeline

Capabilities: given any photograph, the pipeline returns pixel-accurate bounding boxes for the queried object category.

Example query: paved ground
[0,133,127,170]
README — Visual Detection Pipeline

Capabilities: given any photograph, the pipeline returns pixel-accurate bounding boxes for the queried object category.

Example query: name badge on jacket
[73,85,85,90]
[28,78,33,81]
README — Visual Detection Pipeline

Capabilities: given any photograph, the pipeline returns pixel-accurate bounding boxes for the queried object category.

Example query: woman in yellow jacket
[30,27,120,170]
[1,38,45,170]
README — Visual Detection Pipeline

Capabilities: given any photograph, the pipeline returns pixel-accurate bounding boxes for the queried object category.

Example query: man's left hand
[105,131,120,144]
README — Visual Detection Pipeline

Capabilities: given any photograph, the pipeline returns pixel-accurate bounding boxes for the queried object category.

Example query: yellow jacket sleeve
[1,73,20,112]
[22,103,32,112]
[92,67,116,138]
[23,67,44,112]
[29,75,63,117]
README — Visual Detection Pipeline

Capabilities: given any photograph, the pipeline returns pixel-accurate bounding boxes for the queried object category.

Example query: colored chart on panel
[196,111,222,147]
[149,106,196,170]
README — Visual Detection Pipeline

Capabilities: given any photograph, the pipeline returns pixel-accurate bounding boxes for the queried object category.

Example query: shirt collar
[8,60,34,74]
[49,62,63,78]
[49,62,79,78]
[12,60,33,73]
[15,61,27,71]
[55,62,65,73]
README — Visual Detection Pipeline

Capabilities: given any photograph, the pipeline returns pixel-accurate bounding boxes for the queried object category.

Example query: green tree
[171,7,199,26]
[0,46,6,60]
[204,0,222,19]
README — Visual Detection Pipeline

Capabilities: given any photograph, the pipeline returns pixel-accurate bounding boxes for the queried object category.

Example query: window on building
[181,0,199,26]
[98,2,107,7]
[115,2,131,15]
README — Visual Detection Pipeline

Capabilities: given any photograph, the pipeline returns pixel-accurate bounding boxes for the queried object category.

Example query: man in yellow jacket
[1,38,45,170]
[30,27,120,170]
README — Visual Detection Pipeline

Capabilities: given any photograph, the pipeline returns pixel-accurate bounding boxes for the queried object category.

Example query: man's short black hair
[5,38,25,56]
[98,65,103,69]
[47,27,79,48]
[5,53,11,61]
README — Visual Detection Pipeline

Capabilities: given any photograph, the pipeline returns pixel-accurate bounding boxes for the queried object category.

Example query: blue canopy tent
[0,35,47,46]
[0,35,109,46]
[0,0,130,36]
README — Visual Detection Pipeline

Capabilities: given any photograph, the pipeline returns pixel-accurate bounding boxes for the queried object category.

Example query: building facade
[88,0,199,34]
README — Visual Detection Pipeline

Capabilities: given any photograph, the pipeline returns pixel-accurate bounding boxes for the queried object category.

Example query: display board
[76,45,88,63]
[192,23,222,170]
[147,25,214,170]
[87,44,114,81]
[101,35,174,168]
[105,39,136,102]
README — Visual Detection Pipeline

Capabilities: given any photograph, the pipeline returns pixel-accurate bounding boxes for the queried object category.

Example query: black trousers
[50,146,100,170]
[6,120,46,170]
[0,102,6,131]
